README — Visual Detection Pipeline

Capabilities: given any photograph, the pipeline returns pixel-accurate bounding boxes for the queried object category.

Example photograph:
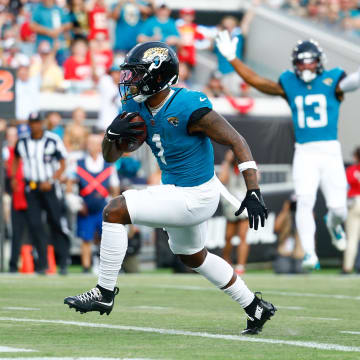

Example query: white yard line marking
[132,306,169,310]
[3,307,40,311]
[266,291,360,301]
[341,331,360,335]
[296,316,340,321]
[0,346,35,353]
[1,317,359,353]
[275,306,304,310]
[145,285,360,301]
[0,358,151,360]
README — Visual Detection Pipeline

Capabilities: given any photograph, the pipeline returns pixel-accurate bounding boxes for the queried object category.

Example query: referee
[12,112,70,275]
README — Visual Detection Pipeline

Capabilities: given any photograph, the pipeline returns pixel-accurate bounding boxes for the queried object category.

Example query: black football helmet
[119,41,179,103]
[291,39,326,82]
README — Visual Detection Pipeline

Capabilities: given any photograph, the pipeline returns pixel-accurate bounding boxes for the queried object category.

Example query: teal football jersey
[122,88,214,186]
[279,68,345,144]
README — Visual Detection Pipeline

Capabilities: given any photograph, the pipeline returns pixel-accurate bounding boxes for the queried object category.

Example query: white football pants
[292,141,347,256]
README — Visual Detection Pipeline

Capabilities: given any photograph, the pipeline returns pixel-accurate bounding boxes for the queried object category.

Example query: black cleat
[64,286,119,315]
[242,292,277,335]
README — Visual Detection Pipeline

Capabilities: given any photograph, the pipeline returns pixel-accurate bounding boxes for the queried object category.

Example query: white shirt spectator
[16,75,41,121]
[97,74,122,131]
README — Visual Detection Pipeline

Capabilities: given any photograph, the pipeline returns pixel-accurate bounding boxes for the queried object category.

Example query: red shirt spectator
[177,8,204,67]
[64,54,92,80]
[92,49,113,75]
[346,163,360,198]
[64,38,92,80]
[90,33,113,77]
[88,0,109,40]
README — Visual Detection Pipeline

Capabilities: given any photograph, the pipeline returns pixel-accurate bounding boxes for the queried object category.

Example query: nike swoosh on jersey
[107,130,120,136]
[200,97,207,101]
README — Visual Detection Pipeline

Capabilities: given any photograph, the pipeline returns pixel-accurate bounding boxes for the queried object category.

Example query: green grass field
[1,271,360,360]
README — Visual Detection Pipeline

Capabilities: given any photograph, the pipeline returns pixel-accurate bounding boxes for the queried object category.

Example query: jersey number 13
[294,94,328,129]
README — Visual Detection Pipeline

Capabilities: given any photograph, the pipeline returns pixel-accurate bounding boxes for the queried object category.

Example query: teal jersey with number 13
[279,68,345,144]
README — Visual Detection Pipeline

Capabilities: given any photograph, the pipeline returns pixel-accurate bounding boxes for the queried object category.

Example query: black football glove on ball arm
[235,189,268,230]
[106,112,144,142]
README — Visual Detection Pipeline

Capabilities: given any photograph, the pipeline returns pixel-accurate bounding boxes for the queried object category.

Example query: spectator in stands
[325,0,341,27]
[0,37,20,68]
[30,0,72,65]
[218,150,250,275]
[341,0,360,36]
[30,40,65,92]
[177,62,193,89]
[18,3,36,57]
[116,152,143,189]
[343,147,360,274]
[63,107,89,183]
[46,111,65,139]
[15,55,41,122]
[63,37,93,93]
[214,16,247,97]
[273,196,304,274]
[111,0,152,55]
[66,133,120,273]
[87,0,109,41]
[90,32,113,78]
[95,63,122,130]
[176,7,204,68]
[137,1,179,47]
[202,70,230,98]
[68,0,89,39]
[0,1,16,40]
[213,9,255,97]
[4,125,30,273]
[63,107,89,153]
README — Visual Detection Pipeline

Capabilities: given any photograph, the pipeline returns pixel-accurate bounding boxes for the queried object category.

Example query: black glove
[235,189,268,230]
[106,112,144,141]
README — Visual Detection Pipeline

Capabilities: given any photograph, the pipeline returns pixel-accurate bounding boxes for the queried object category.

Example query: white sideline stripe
[0,358,151,360]
[1,317,360,353]
[3,307,40,311]
[0,346,35,353]
[276,306,304,310]
[266,290,360,301]
[132,306,169,310]
[148,285,360,301]
[296,316,340,321]
[341,331,360,335]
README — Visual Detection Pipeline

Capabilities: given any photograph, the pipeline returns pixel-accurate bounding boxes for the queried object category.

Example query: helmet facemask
[292,40,326,83]
[118,43,179,103]
[295,57,318,83]
[119,65,155,103]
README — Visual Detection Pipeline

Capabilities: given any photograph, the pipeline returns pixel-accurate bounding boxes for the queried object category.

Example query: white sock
[223,278,255,308]
[296,195,316,255]
[192,252,254,308]
[98,222,128,291]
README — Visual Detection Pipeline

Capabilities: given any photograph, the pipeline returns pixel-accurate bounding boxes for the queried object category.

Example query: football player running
[64,41,276,335]
[216,31,360,270]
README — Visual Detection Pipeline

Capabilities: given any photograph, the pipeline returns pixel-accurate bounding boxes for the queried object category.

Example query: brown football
[118,113,147,153]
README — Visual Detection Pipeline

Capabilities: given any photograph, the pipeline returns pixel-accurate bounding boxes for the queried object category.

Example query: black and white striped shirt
[15,131,67,182]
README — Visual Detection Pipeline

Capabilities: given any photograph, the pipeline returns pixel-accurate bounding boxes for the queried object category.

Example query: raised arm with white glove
[215,30,239,62]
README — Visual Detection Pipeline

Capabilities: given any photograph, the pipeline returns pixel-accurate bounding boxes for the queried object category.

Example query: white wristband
[238,161,257,172]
